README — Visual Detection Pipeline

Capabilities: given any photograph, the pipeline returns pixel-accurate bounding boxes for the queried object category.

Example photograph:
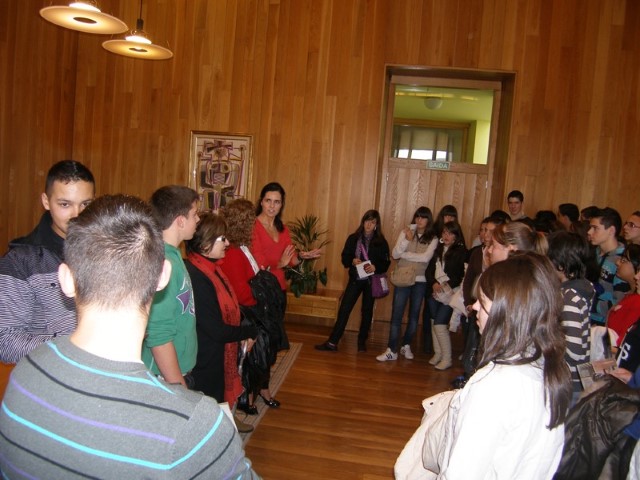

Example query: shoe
[376,348,398,362]
[451,375,467,389]
[400,344,414,360]
[234,416,254,433]
[358,341,367,352]
[315,341,338,352]
[237,403,258,415]
[259,393,281,408]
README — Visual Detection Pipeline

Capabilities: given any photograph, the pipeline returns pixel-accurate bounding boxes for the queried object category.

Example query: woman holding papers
[315,210,390,353]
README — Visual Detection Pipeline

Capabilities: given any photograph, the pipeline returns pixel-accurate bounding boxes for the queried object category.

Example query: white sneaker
[400,344,414,360]
[376,348,398,362]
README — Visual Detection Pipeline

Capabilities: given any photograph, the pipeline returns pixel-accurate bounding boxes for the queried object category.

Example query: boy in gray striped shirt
[0,194,259,479]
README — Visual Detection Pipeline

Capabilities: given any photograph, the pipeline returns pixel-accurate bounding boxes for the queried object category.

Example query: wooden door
[372,72,503,322]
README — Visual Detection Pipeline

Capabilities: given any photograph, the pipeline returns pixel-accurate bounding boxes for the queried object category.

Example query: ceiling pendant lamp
[40,1,128,35]
[102,0,173,60]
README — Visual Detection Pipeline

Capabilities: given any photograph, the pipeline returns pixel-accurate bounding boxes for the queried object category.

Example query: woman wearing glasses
[184,213,258,425]
[608,244,640,344]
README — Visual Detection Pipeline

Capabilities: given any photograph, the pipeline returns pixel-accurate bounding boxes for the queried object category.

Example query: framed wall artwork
[189,131,253,212]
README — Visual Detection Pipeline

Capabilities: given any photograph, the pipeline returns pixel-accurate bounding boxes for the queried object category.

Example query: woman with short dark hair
[185,213,258,412]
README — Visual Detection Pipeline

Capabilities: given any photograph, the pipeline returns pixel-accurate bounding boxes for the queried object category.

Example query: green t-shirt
[142,243,197,376]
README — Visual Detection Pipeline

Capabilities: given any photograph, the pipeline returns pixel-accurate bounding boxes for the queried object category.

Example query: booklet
[356,260,374,279]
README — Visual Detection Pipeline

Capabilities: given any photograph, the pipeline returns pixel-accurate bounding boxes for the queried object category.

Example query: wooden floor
[245,319,465,479]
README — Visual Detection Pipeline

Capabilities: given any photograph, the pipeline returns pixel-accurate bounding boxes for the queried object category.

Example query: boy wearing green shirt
[142,186,200,387]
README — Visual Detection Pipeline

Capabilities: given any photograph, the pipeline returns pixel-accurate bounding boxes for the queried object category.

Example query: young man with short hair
[588,207,629,324]
[623,211,640,245]
[0,195,258,478]
[0,160,95,363]
[142,185,200,387]
[507,190,528,221]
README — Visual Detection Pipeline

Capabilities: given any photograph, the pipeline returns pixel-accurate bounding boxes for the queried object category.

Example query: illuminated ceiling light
[424,97,443,110]
[40,1,128,35]
[102,1,173,60]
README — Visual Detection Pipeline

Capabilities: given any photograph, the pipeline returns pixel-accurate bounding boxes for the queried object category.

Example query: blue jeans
[387,282,427,352]
[328,278,374,345]
[427,297,453,326]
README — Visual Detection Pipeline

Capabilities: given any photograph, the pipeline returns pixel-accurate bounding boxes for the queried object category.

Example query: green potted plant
[285,214,330,297]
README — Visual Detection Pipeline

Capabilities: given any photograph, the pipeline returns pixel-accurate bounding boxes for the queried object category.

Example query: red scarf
[187,252,244,405]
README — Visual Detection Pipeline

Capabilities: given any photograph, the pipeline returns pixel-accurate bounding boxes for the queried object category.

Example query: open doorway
[374,67,515,319]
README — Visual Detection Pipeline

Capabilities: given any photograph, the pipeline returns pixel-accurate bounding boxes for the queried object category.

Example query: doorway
[374,67,515,320]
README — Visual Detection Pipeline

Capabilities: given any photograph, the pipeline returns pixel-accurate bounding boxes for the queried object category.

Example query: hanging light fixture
[102,0,173,60]
[40,1,128,35]
[424,96,444,110]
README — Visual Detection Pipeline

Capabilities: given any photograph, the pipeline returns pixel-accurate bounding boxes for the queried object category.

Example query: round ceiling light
[102,40,173,60]
[40,4,128,35]
[424,97,444,110]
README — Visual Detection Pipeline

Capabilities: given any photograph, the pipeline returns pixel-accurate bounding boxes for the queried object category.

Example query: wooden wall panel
[1,1,640,323]
[0,0,77,252]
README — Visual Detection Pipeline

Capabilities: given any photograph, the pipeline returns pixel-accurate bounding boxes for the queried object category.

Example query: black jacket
[341,233,390,280]
[554,377,640,479]
[425,242,467,298]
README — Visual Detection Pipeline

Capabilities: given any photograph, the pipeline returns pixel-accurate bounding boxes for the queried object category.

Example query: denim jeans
[427,297,453,325]
[387,282,427,352]
[329,278,374,345]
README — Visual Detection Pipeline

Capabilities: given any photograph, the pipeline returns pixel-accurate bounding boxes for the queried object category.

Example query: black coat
[341,233,390,280]
[185,261,258,403]
[554,377,640,479]
[425,242,467,298]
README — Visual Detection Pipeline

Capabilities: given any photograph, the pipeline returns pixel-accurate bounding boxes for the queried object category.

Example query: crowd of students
[2,162,640,478]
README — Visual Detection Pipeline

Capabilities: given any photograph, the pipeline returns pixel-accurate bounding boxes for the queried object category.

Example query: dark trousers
[329,278,374,345]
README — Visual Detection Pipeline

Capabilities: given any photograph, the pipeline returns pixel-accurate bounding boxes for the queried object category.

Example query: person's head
[472,252,571,428]
[356,209,383,239]
[441,221,465,248]
[150,185,199,241]
[41,160,95,238]
[615,244,640,291]
[256,182,286,231]
[61,195,166,313]
[411,206,434,242]
[534,210,561,235]
[437,205,458,224]
[623,211,640,245]
[185,212,229,260]
[580,205,599,222]
[547,231,590,282]
[490,209,511,224]
[588,207,622,247]
[478,217,491,245]
[558,203,579,229]
[488,221,548,264]
[507,190,524,217]
[222,198,255,246]
[483,214,508,248]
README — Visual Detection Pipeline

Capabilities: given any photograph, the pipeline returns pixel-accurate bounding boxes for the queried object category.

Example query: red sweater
[609,293,640,346]
[219,247,257,307]
[250,219,292,291]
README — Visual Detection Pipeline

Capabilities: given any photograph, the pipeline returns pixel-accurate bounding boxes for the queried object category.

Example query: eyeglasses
[214,235,227,243]
[625,221,640,229]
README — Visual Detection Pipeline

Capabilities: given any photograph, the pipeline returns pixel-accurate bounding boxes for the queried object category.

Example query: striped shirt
[560,279,594,393]
[0,213,76,364]
[0,337,259,479]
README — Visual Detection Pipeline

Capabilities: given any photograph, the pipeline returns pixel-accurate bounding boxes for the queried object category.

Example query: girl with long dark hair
[316,210,390,352]
[376,207,437,362]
